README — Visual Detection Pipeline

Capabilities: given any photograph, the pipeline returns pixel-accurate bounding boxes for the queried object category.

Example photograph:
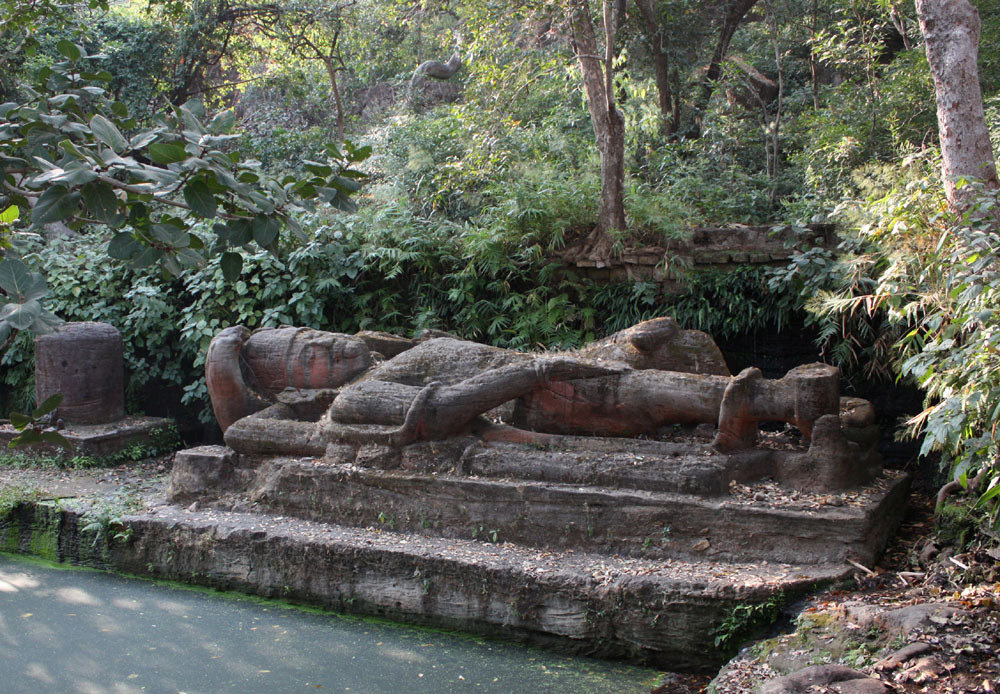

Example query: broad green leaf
[151,223,187,247]
[39,431,73,448]
[285,215,307,242]
[82,182,121,225]
[208,110,235,134]
[220,219,252,246]
[9,412,31,429]
[58,139,89,161]
[331,195,358,213]
[32,393,63,418]
[252,215,279,248]
[90,114,128,152]
[129,129,161,150]
[162,253,183,277]
[220,251,243,282]
[108,232,141,259]
[0,205,17,224]
[4,298,42,330]
[50,165,99,187]
[303,161,332,177]
[9,430,43,447]
[333,176,364,193]
[56,40,82,61]
[147,143,188,165]
[0,258,47,301]
[32,186,80,224]
[183,180,217,219]
[347,144,373,162]
[179,103,207,135]
[177,247,206,269]
[39,113,68,127]
[131,246,163,268]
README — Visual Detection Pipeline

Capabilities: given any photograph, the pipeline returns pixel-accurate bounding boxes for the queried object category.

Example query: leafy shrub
[787,152,1000,531]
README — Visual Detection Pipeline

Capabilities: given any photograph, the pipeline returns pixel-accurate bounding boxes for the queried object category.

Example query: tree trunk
[569,0,627,241]
[691,0,760,138]
[322,57,345,143]
[915,0,999,210]
[634,0,677,136]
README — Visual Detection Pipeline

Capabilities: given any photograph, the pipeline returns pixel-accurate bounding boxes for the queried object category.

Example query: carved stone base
[0,416,175,457]
[169,441,907,567]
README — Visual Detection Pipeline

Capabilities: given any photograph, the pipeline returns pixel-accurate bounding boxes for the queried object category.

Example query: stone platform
[0,416,175,457]
[155,442,910,670]
[170,443,908,567]
[3,499,859,672]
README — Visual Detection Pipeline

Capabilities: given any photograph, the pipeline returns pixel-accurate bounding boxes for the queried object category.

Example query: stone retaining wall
[566,224,836,290]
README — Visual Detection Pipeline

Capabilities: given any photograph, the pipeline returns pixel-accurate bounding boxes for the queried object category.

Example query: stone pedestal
[35,321,124,424]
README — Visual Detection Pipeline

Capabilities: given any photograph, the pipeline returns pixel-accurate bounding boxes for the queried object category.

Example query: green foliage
[0,481,42,517]
[794,151,1000,531]
[0,424,178,467]
[79,491,142,546]
[6,391,71,449]
[0,255,63,347]
[713,593,787,652]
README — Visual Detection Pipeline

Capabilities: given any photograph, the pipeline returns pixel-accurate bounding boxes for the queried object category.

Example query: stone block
[167,445,236,503]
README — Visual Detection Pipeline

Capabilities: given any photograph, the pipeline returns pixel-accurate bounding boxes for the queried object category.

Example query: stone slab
[0,416,175,457]
[1,500,853,672]
[170,445,909,566]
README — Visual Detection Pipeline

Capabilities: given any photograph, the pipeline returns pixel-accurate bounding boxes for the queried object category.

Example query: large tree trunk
[915,0,999,210]
[691,0,760,138]
[569,0,627,245]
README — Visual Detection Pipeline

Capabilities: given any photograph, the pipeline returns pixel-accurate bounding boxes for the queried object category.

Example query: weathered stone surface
[572,317,730,376]
[206,326,372,432]
[838,601,969,639]
[35,321,124,424]
[759,665,888,694]
[167,445,236,504]
[355,330,417,358]
[216,326,873,492]
[225,454,908,565]
[0,416,174,457]
[0,500,853,671]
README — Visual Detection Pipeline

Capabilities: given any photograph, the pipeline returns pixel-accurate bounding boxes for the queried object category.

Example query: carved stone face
[243,327,373,398]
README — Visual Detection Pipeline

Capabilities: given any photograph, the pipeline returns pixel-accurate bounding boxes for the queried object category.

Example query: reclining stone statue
[205,318,878,492]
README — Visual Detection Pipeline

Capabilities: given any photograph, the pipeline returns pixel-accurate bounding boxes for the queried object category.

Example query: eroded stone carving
[204,317,879,492]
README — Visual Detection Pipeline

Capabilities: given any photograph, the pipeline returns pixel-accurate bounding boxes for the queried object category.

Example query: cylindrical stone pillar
[35,321,124,424]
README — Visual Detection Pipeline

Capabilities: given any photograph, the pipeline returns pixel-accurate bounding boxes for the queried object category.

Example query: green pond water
[0,553,663,693]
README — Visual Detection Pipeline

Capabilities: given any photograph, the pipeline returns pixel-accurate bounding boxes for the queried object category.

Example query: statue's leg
[713,367,762,452]
[420,358,626,439]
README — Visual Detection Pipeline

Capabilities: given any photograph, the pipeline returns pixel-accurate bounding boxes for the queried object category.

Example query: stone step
[3,499,853,672]
[170,446,910,567]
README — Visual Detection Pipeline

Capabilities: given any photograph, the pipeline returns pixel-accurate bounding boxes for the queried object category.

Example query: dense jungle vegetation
[1,0,999,533]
